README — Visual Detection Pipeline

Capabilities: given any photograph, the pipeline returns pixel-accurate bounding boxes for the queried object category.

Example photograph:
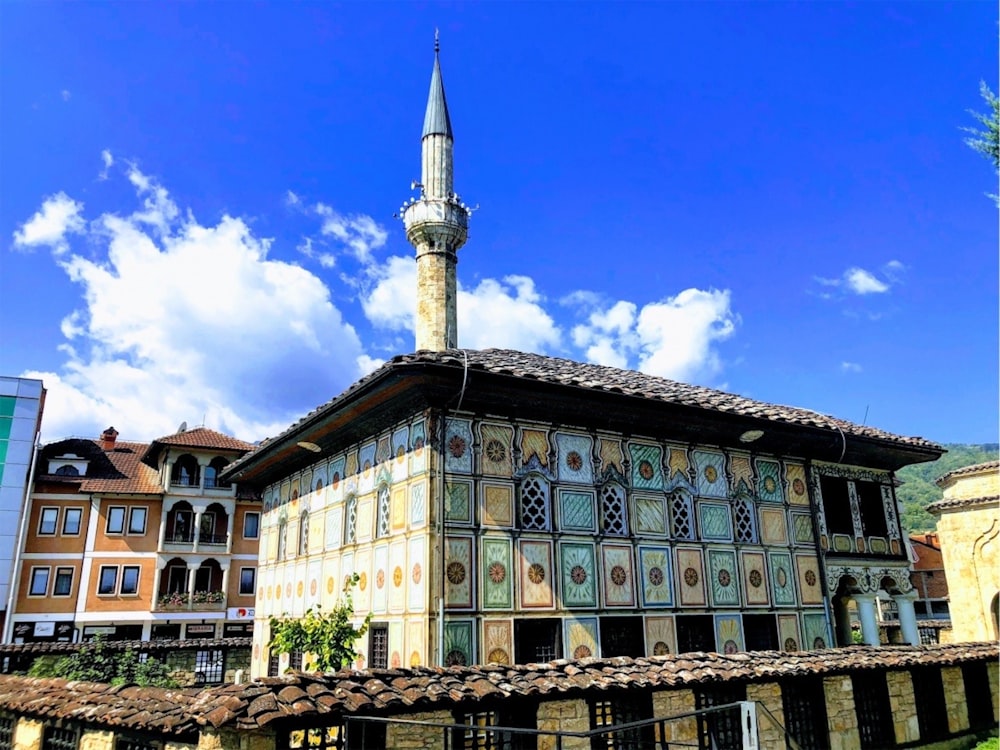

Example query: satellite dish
[178,421,188,433]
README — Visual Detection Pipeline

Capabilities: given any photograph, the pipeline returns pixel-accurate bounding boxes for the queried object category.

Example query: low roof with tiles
[36,438,161,495]
[935,459,1000,486]
[142,426,255,466]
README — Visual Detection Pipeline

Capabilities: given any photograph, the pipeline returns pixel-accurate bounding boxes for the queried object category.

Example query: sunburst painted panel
[802,612,830,649]
[785,463,809,505]
[634,495,667,535]
[692,450,728,498]
[520,429,550,467]
[560,542,597,608]
[740,551,769,606]
[708,549,740,607]
[598,437,624,474]
[481,537,513,610]
[629,442,663,490]
[372,545,388,613]
[445,480,473,524]
[564,617,599,660]
[479,422,514,477]
[555,432,594,484]
[767,551,797,606]
[409,420,427,474]
[714,615,744,654]
[518,540,554,608]
[645,616,677,656]
[638,545,674,607]
[778,614,800,652]
[444,620,474,666]
[353,549,371,613]
[482,619,513,665]
[306,560,322,608]
[676,547,706,606]
[407,618,425,667]
[481,482,514,527]
[795,554,823,605]
[601,544,636,607]
[389,540,406,613]
[699,501,733,541]
[759,508,788,545]
[756,459,783,503]
[407,536,426,612]
[320,556,339,609]
[444,536,474,609]
[444,418,474,474]
[558,489,596,531]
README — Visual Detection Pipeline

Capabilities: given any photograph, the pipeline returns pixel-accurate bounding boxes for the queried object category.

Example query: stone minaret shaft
[403,40,469,351]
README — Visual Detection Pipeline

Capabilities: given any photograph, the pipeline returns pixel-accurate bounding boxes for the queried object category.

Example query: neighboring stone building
[907,532,949,620]
[7,425,259,665]
[222,43,944,678]
[929,459,999,642]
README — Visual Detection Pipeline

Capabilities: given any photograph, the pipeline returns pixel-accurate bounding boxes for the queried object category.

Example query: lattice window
[375,486,391,538]
[851,674,894,749]
[600,484,628,536]
[42,725,79,750]
[0,715,14,750]
[732,495,758,543]
[589,693,654,750]
[695,683,747,750]
[519,474,551,531]
[115,736,161,750]
[288,650,304,671]
[911,667,948,743]
[669,490,694,540]
[781,678,829,750]
[344,496,358,544]
[277,520,288,560]
[267,651,280,676]
[298,512,310,556]
[454,709,535,750]
[284,723,385,750]
[194,649,224,685]
[368,624,388,669]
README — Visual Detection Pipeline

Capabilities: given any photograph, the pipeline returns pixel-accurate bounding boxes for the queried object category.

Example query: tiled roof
[37,438,161,495]
[0,643,992,734]
[0,638,251,657]
[151,427,255,452]
[927,494,1000,514]
[935,459,1000,486]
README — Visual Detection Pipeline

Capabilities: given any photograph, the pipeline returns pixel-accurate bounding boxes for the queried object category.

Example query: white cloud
[17,164,367,442]
[297,236,336,268]
[12,192,85,253]
[458,276,561,351]
[361,255,417,332]
[98,150,114,180]
[61,90,71,102]
[815,261,904,297]
[314,202,388,263]
[841,361,863,373]
[844,267,889,295]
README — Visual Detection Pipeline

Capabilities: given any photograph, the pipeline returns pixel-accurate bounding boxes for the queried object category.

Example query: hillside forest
[895,443,998,532]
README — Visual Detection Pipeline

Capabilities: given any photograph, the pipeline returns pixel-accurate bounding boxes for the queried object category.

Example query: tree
[963,81,999,202]
[27,636,176,687]
[268,573,372,672]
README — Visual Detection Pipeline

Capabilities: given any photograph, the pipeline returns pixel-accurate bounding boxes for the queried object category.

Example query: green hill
[896,443,998,533]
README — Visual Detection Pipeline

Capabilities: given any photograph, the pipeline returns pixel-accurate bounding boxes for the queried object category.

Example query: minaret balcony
[403,199,469,241]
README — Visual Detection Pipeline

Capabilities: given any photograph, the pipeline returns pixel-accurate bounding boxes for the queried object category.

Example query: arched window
[520,474,551,531]
[344,495,358,544]
[733,494,758,543]
[600,482,628,536]
[55,465,80,477]
[277,519,288,561]
[171,455,200,487]
[204,457,230,489]
[299,512,310,556]
[375,485,390,538]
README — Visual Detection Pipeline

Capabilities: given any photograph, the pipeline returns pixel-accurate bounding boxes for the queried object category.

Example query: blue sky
[1,2,997,447]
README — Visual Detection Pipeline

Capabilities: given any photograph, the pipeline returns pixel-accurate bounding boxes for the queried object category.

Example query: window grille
[910,667,948,743]
[299,513,309,555]
[115,737,161,750]
[267,651,280,677]
[669,491,694,540]
[588,693,654,750]
[344,497,358,544]
[600,484,628,536]
[780,677,829,750]
[732,496,757,543]
[376,486,391,538]
[851,674,894,749]
[42,725,79,750]
[963,661,995,730]
[454,709,535,750]
[695,683,747,750]
[283,723,385,750]
[918,626,938,644]
[193,649,224,684]
[520,475,551,530]
[288,650,304,671]
[369,624,389,669]
[0,715,15,750]
[277,521,288,560]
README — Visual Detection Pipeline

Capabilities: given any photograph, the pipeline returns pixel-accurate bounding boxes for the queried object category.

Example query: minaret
[402,33,470,351]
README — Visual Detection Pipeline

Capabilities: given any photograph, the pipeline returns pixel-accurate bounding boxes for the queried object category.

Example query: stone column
[186,565,198,606]
[746,682,784,749]
[157,507,168,549]
[652,689,697,748]
[226,511,235,553]
[220,566,230,605]
[941,666,970,734]
[885,670,919,745]
[536,698,590,750]
[152,566,163,606]
[894,592,920,646]
[823,675,859,750]
[833,596,854,646]
[193,511,203,552]
[854,594,880,646]
[384,710,454,750]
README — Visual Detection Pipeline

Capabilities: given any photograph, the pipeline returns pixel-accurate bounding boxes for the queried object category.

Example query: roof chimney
[99,427,119,451]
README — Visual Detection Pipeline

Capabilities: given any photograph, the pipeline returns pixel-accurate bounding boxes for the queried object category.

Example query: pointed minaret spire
[402,34,470,352]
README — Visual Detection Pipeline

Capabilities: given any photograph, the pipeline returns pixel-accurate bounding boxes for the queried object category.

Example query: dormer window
[48,454,88,477]
[55,465,80,477]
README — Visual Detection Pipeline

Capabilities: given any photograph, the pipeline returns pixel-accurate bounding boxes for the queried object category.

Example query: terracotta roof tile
[151,426,255,452]
[927,494,1000,514]
[37,438,161,495]
[935,459,1000,486]
[0,638,250,657]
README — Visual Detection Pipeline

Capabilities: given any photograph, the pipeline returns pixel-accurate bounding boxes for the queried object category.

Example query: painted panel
[376,436,392,469]
[756,459,784,503]
[520,428,550,467]
[481,537,513,610]
[790,512,813,545]
[759,508,788,545]
[740,551,769,606]
[340,551,355,600]
[730,454,754,494]
[559,542,598,608]
[795,554,823,605]
[802,612,830,650]
[708,549,740,607]
[555,432,594,484]
[444,619,474,666]
[391,485,406,531]
[692,450,728,498]
[479,423,514,477]
[601,543,636,607]
[481,482,514,527]
[677,547,707,606]
[388,540,406,613]
[410,481,427,528]
[564,616,599,659]
[372,546,388,613]
[482,619,513,665]
[558,489,596,532]
[698,501,733,542]
[445,480,473,524]
[714,615,744,654]
[778,613,800,652]
[356,496,373,543]
[445,536,474,609]
[391,426,410,482]
[407,618,425,667]
[324,507,342,551]
[353,549,372,614]
[518,539,554,609]
[407,536,426,612]
[321,556,340,609]
[598,437,624,474]
[638,545,674,607]
[306,560,322,608]
[388,621,404,669]
[785,463,809,506]
[409,420,427,474]
[329,456,346,503]
[629,442,663,491]
[645,616,677,657]
[665,445,691,486]
[359,441,377,493]
[444,418,473,474]
[634,495,667,535]
[767,551,797,606]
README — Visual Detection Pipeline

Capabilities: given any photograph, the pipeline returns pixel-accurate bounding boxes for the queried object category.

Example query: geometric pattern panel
[638,545,674,607]
[778,614,800,652]
[629,442,664,491]
[645,615,677,657]
[634,495,667,535]
[732,496,758,543]
[714,615,745,654]
[756,459,784,503]
[479,423,514,478]
[692,449,728,498]
[410,481,427,528]
[444,536,473,609]
[558,489,596,532]
[785,463,809,506]
[759,507,788,545]
[444,619,474,666]
[481,537,514,610]
[601,544,636,607]
[791,512,814,545]
[559,542,598,608]
[481,483,514,527]
[564,617,599,660]
[707,549,740,607]
[444,480,473,524]
[599,483,628,536]
[698,502,733,541]
[555,432,594,485]
[802,612,830,650]
[518,540,554,609]
[444,418,473,474]
[767,551,797,607]
[740,551,769,606]
[676,547,707,606]
[482,619,513,665]
[795,554,824,605]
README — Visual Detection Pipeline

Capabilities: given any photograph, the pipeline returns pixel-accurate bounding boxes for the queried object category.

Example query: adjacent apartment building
[8,425,259,644]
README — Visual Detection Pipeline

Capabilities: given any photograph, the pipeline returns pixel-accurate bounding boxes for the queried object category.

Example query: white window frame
[243,511,260,540]
[128,507,147,535]
[239,567,256,595]
[28,566,50,596]
[38,507,58,536]
[106,506,126,535]
[62,507,83,535]
[120,565,140,595]
[53,566,74,597]
[97,565,118,595]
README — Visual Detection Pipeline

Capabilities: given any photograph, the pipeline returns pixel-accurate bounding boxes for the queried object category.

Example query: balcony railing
[155,590,226,611]
[204,478,231,490]
[163,531,229,545]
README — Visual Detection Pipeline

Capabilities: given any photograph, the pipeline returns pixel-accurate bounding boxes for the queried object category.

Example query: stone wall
[935,503,999,642]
